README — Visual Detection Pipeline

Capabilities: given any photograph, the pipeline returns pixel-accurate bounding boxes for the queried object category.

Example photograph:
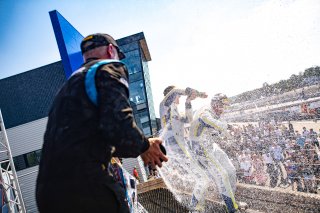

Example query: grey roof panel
[0,61,66,128]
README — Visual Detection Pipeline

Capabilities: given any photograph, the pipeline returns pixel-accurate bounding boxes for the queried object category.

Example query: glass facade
[119,33,157,137]
[142,61,158,135]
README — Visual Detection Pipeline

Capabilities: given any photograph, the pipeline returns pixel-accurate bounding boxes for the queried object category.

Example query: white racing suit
[159,88,192,152]
[159,88,209,210]
[189,105,238,213]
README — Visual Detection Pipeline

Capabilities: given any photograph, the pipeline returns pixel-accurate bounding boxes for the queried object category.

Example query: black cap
[80,33,125,59]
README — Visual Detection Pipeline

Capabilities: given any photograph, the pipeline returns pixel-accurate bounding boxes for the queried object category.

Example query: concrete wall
[236,183,320,213]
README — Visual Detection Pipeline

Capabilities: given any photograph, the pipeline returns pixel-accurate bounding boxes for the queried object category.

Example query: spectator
[133,167,140,182]
[288,122,294,134]
[296,133,305,148]
[262,149,278,188]
[251,153,267,186]
[154,170,161,178]
[300,157,315,193]
[310,128,319,147]
[294,155,305,192]
[284,159,299,191]
[240,150,253,184]
[270,142,287,186]
[302,126,309,138]
[313,158,320,193]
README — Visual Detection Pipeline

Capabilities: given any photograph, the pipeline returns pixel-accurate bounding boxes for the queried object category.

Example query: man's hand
[140,137,168,169]
[186,90,197,101]
[185,87,208,101]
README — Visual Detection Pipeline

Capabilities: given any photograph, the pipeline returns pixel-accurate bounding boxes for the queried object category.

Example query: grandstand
[225,84,320,123]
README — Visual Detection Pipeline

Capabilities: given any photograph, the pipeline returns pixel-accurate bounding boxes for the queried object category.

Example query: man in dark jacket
[36,33,168,213]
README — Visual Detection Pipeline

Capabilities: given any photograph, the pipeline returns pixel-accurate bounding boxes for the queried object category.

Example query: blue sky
[1,0,319,115]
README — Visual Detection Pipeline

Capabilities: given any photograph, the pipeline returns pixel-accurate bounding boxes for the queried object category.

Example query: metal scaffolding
[0,110,26,213]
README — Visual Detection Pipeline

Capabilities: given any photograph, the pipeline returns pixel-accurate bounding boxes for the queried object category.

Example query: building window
[13,155,27,171]
[122,49,143,83]
[142,122,150,128]
[129,80,146,105]
[143,127,151,136]
[26,150,41,168]
[13,149,41,171]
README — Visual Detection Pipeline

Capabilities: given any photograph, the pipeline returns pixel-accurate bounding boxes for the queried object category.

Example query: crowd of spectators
[223,121,320,194]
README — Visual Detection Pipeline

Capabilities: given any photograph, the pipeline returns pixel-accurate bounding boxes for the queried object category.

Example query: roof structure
[117,32,151,61]
[0,61,66,128]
